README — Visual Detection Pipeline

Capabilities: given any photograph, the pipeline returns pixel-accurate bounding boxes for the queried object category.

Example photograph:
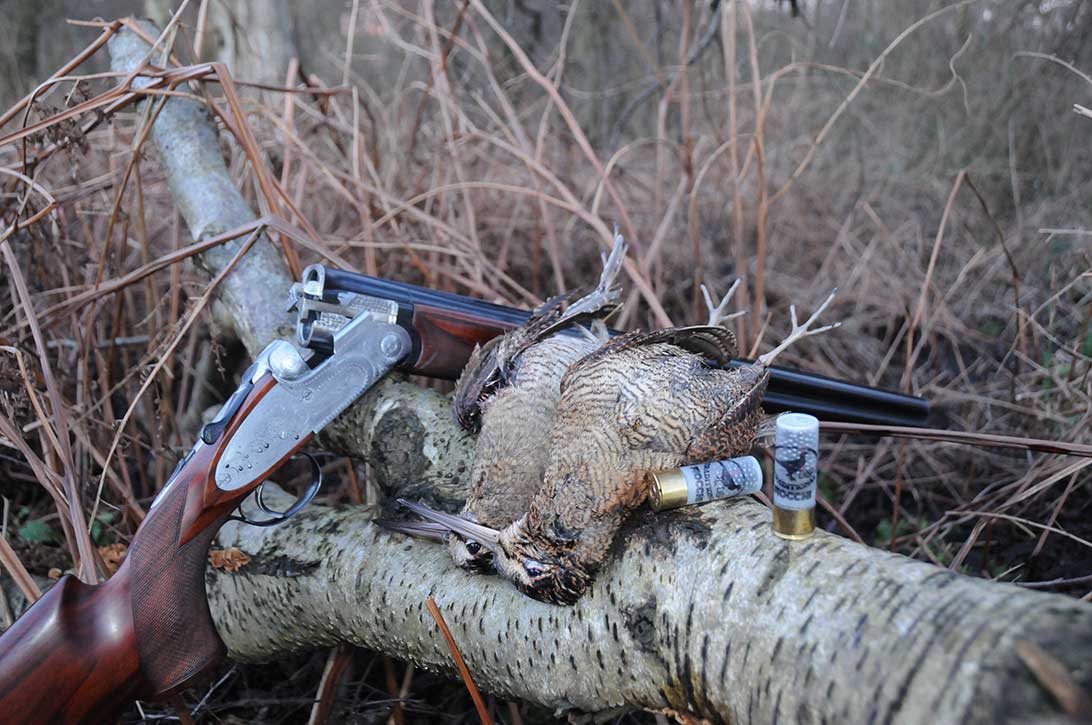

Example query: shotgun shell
[648,456,763,512]
[773,412,819,540]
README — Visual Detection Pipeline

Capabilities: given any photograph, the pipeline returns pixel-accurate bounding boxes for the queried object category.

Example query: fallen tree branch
[108,20,293,355]
[107,21,1092,724]
[210,396,1092,722]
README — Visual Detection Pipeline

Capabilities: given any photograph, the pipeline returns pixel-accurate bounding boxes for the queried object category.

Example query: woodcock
[385,236,626,571]
[400,262,839,605]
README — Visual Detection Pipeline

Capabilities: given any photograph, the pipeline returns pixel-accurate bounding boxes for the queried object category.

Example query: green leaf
[90,510,118,545]
[18,519,58,544]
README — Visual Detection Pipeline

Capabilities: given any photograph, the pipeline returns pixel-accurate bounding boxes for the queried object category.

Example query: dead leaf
[209,547,251,572]
[98,543,128,576]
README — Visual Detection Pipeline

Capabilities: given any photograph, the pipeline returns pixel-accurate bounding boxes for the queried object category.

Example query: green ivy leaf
[18,519,58,544]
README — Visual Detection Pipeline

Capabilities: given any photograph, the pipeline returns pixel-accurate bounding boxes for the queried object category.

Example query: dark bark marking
[245,553,321,577]
[853,613,869,648]
[718,639,733,686]
[854,647,869,672]
[757,544,791,599]
[624,597,659,652]
[881,593,969,725]
[803,586,820,610]
[840,558,865,578]
[920,569,958,588]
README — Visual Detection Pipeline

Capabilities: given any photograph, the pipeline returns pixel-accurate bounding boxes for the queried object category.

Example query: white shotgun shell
[773,412,819,539]
[649,455,763,512]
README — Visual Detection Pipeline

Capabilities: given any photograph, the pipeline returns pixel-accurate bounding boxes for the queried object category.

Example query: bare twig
[426,596,493,725]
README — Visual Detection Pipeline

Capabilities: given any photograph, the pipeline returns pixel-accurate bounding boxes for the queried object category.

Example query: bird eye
[524,560,545,578]
[465,540,481,555]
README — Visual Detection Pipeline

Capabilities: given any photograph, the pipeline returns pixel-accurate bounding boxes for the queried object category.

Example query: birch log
[210,406,1092,724]
[106,23,1092,724]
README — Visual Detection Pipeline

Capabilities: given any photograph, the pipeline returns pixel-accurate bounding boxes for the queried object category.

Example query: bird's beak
[396,499,500,551]
[376,518,451,542]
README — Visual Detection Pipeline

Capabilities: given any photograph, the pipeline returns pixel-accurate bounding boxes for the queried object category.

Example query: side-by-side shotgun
[0,265,928,722]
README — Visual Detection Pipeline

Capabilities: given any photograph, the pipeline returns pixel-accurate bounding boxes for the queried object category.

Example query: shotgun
[0,265,928,722]
[320,267,930,427]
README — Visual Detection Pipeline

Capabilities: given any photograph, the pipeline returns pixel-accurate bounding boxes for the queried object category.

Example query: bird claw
[756,288,841,368]
[701,279,746,327]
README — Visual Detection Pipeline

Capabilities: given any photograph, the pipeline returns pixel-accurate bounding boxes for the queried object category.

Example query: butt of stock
[0,295,413,721]
[0,376,269,722]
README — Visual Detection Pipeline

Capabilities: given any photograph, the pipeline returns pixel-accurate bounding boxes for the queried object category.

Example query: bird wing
[683,364,770,462]
[561,325,737,393]
[451,294,573,430]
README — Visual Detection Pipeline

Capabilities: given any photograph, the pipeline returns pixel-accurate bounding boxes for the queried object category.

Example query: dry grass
[1,1,1092,721]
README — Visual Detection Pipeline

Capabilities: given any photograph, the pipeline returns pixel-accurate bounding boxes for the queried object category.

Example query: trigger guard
[230,453,323,527]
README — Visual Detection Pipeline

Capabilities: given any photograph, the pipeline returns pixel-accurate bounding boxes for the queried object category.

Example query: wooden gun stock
[0,374,293,724]
[407,303,515,380]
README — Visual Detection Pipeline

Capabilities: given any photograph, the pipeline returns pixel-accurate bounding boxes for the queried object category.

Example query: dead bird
[386,236,626,571]
[403,291,839,604]
[451,235,627,434]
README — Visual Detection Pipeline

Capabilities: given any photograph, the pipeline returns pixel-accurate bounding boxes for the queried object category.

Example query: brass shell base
[648,470,687,511]
[773,507,815,540]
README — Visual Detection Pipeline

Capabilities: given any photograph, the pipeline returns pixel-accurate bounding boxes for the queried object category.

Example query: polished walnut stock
[409,303,515,380]
[0,374,299,724]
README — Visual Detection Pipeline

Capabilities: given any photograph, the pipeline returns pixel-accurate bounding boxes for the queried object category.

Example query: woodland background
[1,0,1092,722]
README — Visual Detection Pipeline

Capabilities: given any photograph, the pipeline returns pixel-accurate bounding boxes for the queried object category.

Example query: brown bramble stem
[426,596,494,725]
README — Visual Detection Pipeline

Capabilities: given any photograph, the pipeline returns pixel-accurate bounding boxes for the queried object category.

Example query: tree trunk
[107,22,1092,724]
[209,398,1092,723]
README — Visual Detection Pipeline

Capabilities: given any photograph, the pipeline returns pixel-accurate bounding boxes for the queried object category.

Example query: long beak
[396,499,500,551]
[376,519,451,543]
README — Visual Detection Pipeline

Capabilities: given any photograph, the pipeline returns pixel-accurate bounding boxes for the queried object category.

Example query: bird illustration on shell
[400,283,840,604]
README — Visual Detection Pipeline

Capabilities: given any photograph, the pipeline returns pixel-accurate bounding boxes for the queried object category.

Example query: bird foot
[557,231,627,322]
[756,289,841,368]
[701,279,747,327]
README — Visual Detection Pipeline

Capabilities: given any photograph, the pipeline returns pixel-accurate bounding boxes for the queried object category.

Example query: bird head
[394,500,592,604]
[446,529,496,573]
[452,337,513,432]
[494,524,591,606]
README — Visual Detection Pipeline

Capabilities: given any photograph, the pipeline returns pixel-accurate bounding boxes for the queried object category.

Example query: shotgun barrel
[322,268,930,427]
